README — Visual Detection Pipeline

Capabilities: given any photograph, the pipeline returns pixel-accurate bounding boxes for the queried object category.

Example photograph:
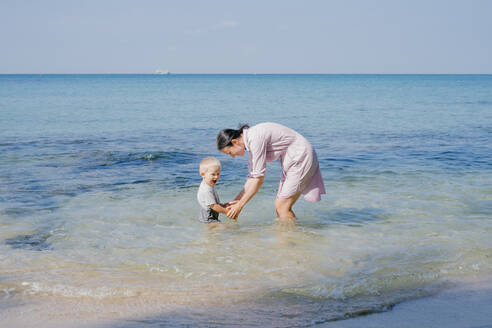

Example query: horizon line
[1,72,492,75]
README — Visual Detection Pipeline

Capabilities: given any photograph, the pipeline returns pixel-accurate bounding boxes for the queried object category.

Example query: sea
[1,74,491,327]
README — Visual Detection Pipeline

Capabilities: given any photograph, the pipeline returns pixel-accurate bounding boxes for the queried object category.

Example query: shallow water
[1,74,491,327]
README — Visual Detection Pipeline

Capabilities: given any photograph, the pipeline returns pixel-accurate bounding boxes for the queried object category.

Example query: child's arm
[210,201,238,214]
[210,203,229,215]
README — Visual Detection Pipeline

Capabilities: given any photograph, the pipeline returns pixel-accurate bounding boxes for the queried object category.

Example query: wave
[89,150,199,168]
[5,230,53,251]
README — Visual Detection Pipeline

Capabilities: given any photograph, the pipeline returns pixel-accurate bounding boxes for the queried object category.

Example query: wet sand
[2,276,491,327]
[318,276,492,328]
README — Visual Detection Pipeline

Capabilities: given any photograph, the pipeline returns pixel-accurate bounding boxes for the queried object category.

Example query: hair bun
[217,123,249,150]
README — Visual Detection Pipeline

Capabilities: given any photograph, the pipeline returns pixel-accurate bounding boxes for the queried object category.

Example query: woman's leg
[275,193,301,220]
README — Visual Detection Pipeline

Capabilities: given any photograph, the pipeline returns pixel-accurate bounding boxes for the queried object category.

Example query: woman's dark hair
[217,124,250,150]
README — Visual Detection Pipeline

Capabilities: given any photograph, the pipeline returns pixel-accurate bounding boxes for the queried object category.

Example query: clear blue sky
[1,0,491,74]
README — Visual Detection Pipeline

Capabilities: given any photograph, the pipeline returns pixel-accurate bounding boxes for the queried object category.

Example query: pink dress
[243,122,326,202]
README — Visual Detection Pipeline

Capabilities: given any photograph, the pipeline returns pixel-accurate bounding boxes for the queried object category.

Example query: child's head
[200,157,221,186]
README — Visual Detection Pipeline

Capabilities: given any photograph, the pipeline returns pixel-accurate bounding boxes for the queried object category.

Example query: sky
[1,0,491,74]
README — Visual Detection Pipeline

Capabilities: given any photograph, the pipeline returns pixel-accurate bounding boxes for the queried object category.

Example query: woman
[217,122,325,220]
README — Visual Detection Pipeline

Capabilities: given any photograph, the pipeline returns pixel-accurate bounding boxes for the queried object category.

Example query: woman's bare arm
[226,177,264,219]
[233,188,245,201]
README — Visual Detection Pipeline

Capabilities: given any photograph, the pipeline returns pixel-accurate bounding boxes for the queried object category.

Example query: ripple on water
[5,230,53,251]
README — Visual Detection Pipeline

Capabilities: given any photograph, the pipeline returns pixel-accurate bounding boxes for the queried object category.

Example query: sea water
[0,74,491,327]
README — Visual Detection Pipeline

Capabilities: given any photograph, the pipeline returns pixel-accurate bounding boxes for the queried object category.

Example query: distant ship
[155,69,171,75]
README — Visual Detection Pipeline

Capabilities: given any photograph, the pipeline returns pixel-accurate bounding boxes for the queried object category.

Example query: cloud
[220,20,239,28]
[184,28,203,36]
[184,20,239,36]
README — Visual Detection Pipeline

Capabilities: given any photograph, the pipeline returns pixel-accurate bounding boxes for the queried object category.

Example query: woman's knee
[275,197,295,215]
[275,198,288,211]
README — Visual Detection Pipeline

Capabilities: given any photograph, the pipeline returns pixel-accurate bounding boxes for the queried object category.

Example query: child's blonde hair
[200,157,221,174]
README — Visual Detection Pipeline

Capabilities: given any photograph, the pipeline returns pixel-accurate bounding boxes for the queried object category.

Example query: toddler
[197,157,235,223]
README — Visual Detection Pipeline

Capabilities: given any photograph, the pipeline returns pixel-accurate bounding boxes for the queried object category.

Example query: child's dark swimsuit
[197,181,221,223]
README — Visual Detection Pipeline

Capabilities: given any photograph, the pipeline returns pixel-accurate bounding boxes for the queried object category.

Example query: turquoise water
[1,74,491,327]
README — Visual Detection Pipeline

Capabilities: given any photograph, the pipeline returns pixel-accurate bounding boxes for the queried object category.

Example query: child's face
[201,166,221,186]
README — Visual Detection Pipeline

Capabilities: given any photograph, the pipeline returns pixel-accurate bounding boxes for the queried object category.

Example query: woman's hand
[224,200,239,207]
[226,202,243,220]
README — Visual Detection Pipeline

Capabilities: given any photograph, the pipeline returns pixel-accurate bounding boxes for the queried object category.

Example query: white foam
[21,281,137,299]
